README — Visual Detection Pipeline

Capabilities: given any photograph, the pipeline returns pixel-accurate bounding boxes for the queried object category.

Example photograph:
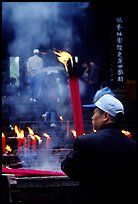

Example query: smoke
[2,3,89,169]
[2,1,89,118]
[2,2,90,54]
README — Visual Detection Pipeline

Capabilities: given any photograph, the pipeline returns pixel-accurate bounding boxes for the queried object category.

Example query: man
[92,81,115,103]
[81,61,100,103]
[27,49,44,102]
[61,94,136,203]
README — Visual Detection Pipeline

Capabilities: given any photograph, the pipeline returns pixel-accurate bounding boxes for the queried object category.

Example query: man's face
[91,108,105,130]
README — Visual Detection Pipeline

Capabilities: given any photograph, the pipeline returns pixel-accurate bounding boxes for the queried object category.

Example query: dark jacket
[61,123,136,203]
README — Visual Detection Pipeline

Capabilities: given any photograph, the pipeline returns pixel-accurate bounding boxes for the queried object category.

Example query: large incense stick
[53,50,84,137]
[67,57,84,136]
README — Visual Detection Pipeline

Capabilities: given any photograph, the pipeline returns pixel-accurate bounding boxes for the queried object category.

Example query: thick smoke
[2,2,89,170]
[2,1,89,118]
[2,2,90,54]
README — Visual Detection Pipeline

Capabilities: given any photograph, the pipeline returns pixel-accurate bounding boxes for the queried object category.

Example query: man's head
[94,94,124,117]
[33,49,39,54]
[91,94,124,130]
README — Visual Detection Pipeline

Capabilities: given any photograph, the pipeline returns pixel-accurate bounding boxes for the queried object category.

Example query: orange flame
[6,145,12,152]
[27,127,41,140]
[121,130,132,138]
[71,129,77,138]
[35,135,41,140]
[27,127,34,135]
[2,132,5,138]
[92,128,132,138]
[43,132,51,138]
[14,125,24,139]
[53,50,73,72]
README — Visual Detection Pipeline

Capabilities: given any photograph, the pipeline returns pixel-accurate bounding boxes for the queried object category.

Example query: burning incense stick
[53,50,84,137]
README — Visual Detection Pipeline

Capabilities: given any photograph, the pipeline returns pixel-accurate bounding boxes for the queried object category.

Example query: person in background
[27,49,44,102]
[6,77,18,97]
[81,61,100,103]
[61,94,136,203]
[93,81,115,103]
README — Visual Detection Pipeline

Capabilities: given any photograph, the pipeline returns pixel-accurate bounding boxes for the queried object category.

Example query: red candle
[66,120,70,137]
[23,137,26,154]
[43,133,51,155]
[28,137,31,151]
[2,133,6,154]
[18,138,21,155]
[31,136,36,154]
[46,136,51,155]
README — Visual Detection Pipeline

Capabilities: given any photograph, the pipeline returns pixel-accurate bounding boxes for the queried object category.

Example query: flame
[43,132,51,138]
[35,135,41,140]
[71,129,77,138]
[27,127,40,140]
[14,125,24,139]
[6,145,12,152]
[93,128,96,132]
[121,130,132,138]
[27,127,34,135]
[53,50,73,72]
[59,115,63,122]
[92,128,132,138]
[2,132,5,137]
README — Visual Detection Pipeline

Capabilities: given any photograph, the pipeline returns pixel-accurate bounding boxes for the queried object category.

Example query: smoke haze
[2,3,90,170]
[2,2,90,54]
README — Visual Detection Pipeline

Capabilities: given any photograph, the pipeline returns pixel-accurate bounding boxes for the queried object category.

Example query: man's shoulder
[76,132,100,141]
[27,55,35,61]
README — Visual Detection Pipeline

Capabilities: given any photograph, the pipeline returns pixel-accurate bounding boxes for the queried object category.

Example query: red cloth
[2,167,66,177]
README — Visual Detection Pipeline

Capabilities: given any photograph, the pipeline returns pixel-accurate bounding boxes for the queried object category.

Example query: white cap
[95,94,124,117]
[33,49,39,54]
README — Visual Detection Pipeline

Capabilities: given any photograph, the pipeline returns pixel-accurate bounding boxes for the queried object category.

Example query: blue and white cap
[83,94,124,117]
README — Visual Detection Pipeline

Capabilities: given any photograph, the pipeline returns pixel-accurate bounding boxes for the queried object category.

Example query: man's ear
[103,112,109,122]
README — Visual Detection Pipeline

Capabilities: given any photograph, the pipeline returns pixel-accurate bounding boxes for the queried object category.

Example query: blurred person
[27,49,44,102]
[6,77,19,97]
[82,81,115,106]
[81,61,100,103]
[93,81,115,103]
[61,94,136,203]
